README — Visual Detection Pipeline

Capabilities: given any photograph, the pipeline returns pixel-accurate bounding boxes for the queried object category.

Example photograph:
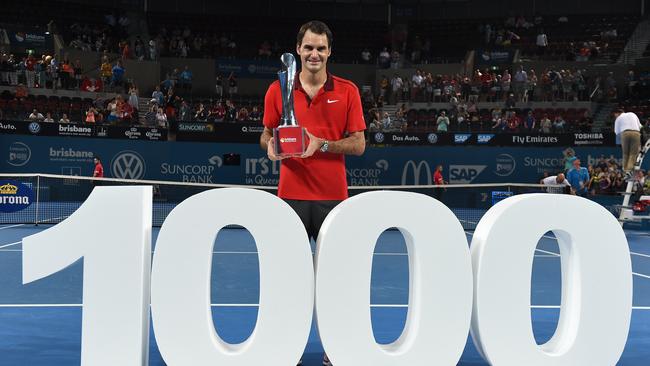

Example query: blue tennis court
[0,223,649,365]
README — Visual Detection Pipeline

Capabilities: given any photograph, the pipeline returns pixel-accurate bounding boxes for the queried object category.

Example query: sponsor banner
[216,58,280,79]
[0,180,34,213]
[176,122,264,143]
[2,135,635,187]
[0,121,165,141]
[7,28,54,53]
[105,126,167,141]
[474,49,514,65]
[369,132,616,147]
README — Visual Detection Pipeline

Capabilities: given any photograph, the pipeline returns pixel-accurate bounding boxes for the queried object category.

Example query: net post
[35,175,41,226]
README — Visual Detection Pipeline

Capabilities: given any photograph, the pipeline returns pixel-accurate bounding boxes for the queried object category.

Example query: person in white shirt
[613,109,642,173]
[536,30,548,57]
[28,109,44,121]
[541,173,573,194]
[43,112,54,122]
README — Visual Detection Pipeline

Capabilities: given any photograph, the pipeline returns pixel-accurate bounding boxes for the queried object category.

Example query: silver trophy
[274,53,307,157]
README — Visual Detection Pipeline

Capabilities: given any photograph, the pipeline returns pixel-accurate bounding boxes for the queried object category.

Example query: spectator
[436,111,450,132]
[523,110,536,131]
[156,107,168,128]
[128,85,139,112]
[567,159,590,196]
[378,47,390,68]
[73,60,83,89]
[215,74,224,99]
[179,100,192,121]
[111,60,125,91]
[100,57,112,90]
[225,100,237,122]
[536,29,548,57]
[194,103,207,121]
[152,86,164,106]
[553,115,566,132]
[43,112,54,123]
[360,48,371,64]
[179,66,192,92]
[237,107,249,121]
[249,106,261,122]
[513,65,527,102]
[85,107,96,123]
[59,113,71,123]
[28,109,44,121]
[227,72,238,97]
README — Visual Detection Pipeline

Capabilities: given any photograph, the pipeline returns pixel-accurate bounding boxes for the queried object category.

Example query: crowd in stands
[366,100,593,134]
[65,13,130,54]
[543,151,649,196]
[0,50,132,94]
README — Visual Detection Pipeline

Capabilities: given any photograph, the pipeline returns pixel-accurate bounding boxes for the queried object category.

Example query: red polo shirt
[263,72,366,200]
[94,162,104,178]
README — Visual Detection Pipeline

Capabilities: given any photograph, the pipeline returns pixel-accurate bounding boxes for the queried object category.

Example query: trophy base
[274,126,308,157]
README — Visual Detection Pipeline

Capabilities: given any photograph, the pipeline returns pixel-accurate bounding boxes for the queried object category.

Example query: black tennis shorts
[284,199,342,241]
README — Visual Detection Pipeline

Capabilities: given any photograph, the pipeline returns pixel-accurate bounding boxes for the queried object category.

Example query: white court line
[0,241,21,249]
[1,303,649,310]
[631,251,650,259]
[0,224,25,230]
[633,272,650,279]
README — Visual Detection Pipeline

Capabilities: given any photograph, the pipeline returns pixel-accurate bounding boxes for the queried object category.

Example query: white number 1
[22,186,153,366]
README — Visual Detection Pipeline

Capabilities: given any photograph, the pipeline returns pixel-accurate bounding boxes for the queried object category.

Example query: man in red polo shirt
[260,20,366,366]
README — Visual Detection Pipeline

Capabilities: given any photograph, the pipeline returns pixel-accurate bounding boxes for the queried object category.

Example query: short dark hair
[297,20,333,48]
[614,108,625,114]
[94,156,100,161]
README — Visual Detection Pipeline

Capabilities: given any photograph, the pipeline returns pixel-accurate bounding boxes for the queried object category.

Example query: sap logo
[449,165,486,183]
[494,154,516,177]
[454,134,471,143]
[477,134,495,144]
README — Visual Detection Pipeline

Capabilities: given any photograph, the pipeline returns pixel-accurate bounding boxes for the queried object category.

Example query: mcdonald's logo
[401,160,432,185]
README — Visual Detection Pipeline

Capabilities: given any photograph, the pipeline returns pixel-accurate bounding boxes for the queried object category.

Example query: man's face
[296,30,331,74]
[94,158,98,164]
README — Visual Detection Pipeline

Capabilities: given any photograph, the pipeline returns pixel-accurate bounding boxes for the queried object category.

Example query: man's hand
[267,138,286,161]
[301,129,324,158]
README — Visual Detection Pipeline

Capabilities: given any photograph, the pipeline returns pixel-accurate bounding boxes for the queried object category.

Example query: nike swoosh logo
[327,99,339,104]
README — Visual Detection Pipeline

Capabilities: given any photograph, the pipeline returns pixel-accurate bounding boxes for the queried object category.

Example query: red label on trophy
[273,53,308,157]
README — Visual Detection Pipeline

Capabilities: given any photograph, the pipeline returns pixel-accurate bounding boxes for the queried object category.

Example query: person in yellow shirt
[100,57,112,91]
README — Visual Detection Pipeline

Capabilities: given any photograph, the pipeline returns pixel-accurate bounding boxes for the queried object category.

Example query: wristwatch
[320,140,329,153]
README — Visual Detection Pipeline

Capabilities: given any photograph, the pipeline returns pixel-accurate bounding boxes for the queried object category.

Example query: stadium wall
[2,135,634,186]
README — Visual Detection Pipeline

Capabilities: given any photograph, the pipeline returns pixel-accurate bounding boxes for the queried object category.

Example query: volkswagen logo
[374,132,385,143]
[111,151,146,179]
[28,122,41,134]
[427,133,438,144]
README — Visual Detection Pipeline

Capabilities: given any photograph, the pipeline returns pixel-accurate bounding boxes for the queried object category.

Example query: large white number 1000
[22,187,633,366]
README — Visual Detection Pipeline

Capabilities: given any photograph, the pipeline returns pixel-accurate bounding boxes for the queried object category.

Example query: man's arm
[302,130,365,157]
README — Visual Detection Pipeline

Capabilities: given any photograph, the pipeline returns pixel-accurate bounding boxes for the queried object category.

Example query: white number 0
[22,187,632,366]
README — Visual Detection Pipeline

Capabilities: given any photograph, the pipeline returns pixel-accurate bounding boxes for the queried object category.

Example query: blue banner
[1,135,635,186]
[216,58,280,79]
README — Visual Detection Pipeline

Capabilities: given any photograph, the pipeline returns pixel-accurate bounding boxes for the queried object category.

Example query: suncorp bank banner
[0,135,627,186]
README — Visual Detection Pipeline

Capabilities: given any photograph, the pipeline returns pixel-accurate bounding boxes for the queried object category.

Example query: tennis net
[0,173,559,229]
